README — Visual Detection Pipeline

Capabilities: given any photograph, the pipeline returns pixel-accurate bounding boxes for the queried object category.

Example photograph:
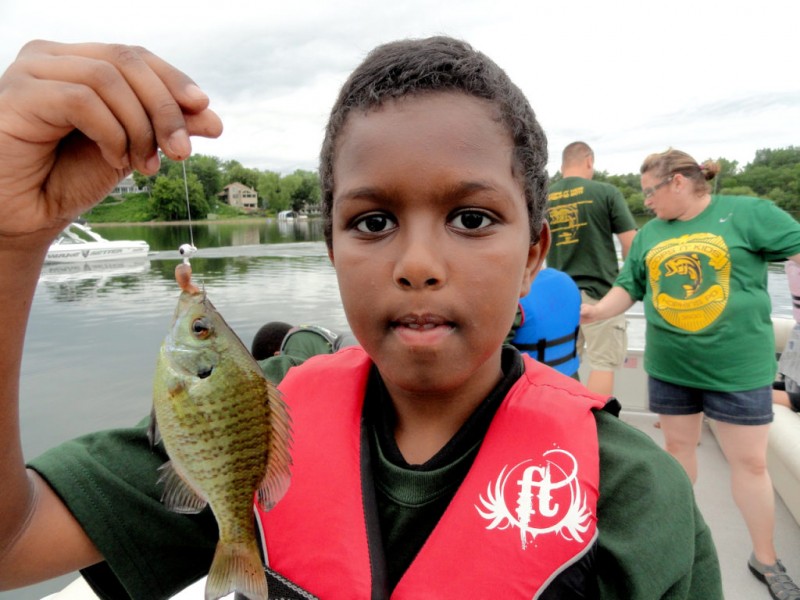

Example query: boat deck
[622,410,800,600]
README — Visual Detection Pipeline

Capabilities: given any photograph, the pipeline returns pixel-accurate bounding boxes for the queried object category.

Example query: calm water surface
[9,218,796,600]
[21,220,347,458]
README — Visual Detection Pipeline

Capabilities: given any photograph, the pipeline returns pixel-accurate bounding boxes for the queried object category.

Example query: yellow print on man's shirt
[548,186,586,201]
[646,233,731,332]
[548,200,593,246]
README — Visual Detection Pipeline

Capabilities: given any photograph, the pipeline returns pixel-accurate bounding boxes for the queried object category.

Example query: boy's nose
[393,232,445,290]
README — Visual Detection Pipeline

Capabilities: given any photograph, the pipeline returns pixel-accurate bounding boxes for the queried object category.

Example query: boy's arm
[594,411,723,598]
[0,40,221,588]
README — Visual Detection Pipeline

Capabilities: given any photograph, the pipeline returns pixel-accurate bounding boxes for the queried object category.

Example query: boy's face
[329,92,547,399]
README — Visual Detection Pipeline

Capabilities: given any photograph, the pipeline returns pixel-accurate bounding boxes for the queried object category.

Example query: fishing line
[179,159,198,265]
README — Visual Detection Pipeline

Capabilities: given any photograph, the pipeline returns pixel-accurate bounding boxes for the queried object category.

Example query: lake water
[7,218,796,600]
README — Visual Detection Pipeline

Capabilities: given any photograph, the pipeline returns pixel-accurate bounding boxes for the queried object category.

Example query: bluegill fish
[150,263,292,600]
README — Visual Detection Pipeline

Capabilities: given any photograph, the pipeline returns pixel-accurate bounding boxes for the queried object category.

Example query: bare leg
[659,413,704,483]
[713,421,777,565]
[586,369,615,396]
[773,388,792,408]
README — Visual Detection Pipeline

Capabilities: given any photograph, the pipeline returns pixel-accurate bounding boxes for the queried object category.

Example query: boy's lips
[393,312,452,327]
[390,313,455,345]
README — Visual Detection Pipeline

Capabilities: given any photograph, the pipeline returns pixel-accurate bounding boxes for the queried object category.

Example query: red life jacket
[257,347,606,599]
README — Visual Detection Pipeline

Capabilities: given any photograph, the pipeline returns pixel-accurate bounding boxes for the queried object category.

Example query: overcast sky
[1,0,797,177]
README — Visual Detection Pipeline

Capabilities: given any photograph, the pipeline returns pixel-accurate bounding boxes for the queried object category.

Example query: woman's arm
[580,286,635,324]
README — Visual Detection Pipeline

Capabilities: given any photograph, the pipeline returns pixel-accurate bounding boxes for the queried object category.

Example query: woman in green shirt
[582,148,800,600]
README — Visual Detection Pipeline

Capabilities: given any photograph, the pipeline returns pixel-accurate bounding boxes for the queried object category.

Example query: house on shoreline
[219,182,258,211]
[112,175,149,196]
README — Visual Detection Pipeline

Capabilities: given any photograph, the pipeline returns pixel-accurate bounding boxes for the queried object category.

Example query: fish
[150,262,292,600]
[664,253,703,298]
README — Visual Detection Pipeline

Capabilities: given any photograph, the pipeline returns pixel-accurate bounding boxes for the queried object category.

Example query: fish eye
[191,317,212,340]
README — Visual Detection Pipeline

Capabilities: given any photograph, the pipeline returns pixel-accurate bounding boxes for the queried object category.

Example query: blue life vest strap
[513,326,579,368]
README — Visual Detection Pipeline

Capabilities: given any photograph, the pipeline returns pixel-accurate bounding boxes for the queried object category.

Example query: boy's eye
[354,213,396,234]
[450,210,493,231]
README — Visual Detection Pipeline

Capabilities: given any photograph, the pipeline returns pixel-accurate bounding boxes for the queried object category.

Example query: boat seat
[767,405,800,526]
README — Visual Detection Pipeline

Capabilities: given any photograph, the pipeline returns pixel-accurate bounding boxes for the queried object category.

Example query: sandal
[748,553,800,600]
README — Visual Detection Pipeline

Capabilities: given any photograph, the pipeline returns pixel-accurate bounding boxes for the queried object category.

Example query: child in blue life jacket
[511,267,581,378]
[0,38,722,599]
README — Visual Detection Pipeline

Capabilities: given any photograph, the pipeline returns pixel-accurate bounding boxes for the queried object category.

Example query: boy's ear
[520,222,550,297]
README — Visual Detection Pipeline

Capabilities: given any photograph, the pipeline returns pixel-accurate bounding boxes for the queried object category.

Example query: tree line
[126,146,800,222]
[585,146,800,215]
[130,154,321,221]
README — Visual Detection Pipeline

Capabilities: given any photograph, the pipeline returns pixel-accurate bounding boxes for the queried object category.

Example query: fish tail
[205,540,268,600]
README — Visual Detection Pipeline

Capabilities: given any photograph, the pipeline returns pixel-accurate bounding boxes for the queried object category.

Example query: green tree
[131,170,153,195]
[718,185,757,197]
[278,172,302,211]
[188,154,223,202]
[222,160,260,191]
[751,147,800,169]
[289,169,321,212]
[768,187,800,212]
[150,173,209,220]
[626,192,646,215]
[698,157,740,193]
[291,179,314,212]
[132,153,223,209]
[130,151,174,193]
[257,170,286,211]
[737,165,786,197]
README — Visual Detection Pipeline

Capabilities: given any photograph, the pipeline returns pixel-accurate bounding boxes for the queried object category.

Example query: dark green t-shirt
[29,348,721,599]
[547,176,637,299]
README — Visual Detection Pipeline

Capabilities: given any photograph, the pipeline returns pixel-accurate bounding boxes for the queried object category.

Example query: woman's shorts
[648,376,773,425]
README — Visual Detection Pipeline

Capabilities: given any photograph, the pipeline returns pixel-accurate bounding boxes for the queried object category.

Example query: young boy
[0,38,720,598]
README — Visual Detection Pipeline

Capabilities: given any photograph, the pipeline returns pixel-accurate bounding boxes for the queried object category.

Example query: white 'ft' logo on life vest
[476,449,591,550]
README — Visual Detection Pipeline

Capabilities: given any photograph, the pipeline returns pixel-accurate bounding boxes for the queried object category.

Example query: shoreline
[89,217,271,228]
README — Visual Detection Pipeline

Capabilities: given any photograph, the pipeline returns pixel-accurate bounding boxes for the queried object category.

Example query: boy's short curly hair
[318,36,548,248]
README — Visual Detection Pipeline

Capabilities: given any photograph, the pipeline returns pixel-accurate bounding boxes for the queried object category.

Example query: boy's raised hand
[0,40,223,247]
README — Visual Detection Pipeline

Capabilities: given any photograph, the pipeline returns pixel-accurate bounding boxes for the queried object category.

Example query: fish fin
[146,407,161,448]
[257,384,293,511]
[157,461,208,514]
[205,540,268,600]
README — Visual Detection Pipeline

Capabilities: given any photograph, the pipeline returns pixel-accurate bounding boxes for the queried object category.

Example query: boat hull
[46,222,150,263]
[45,243,150,263]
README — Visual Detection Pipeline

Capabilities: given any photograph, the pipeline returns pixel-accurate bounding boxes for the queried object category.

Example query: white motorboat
[277,210,297,221]
[45,222,150,263]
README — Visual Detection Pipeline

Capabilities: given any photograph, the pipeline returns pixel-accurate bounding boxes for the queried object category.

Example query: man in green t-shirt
[547,142,637,397]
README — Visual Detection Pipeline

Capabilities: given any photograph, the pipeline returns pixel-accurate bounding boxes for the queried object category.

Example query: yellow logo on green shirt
[646,233,730,332]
